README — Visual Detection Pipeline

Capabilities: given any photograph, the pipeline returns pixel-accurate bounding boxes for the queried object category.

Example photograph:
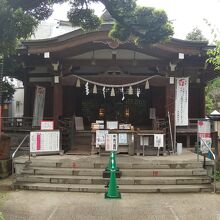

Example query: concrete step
[21,167,208,177]
[22,167,103,176]
[14,182,213,193]
[27,161,204,169]
[16,175,212,185]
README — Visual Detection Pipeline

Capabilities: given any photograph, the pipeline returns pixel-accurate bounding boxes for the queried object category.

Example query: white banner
[32,86,46,127]
[175,78,189,126]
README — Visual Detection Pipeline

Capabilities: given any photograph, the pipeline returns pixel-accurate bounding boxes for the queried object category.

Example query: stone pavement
[1,190,220,220]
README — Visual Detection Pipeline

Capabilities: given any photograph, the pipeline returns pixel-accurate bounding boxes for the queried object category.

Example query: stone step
[21,167,208,177]
[27,161,204,169]
[16,175,212,185]
[14,182,213,193]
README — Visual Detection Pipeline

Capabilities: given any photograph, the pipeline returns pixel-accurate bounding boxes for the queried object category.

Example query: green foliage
[205,77,220,114]
[0,212,5,220]
[207,42,220,71]
[0,0,174,56]
[0,0,38,55]
[0,0,67,56]
[216,170,220,181]
[186,27,207,41]
[67,0,174,46]
[2,80,15,103]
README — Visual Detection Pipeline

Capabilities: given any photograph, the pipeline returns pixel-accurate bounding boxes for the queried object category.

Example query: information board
[105,134,118,151]
[96,130,108,148]
[106,121,118,130]
[40,121,54,130]
[118,133,127,144]
[198,120,211,138]
[30,130,60,153]
[200,138,212,154]
[154,134,164,148]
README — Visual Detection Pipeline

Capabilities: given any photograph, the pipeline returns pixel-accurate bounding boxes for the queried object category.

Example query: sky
[49,0,220,42]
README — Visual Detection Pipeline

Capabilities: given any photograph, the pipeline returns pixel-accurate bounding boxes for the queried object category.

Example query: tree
[205,77,220,114]
[2,80,15,103]
[0,0,173,56]
[207,42,220,71]
[186,27,207,41]
[67,0,174,46]
[0,0,174,103]
[0,0,68,56]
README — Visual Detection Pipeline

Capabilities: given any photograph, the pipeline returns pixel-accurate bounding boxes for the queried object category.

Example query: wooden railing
[1,117,53,132]
[176,118,203,134]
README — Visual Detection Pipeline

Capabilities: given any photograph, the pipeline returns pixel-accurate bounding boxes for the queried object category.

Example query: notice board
[30,130,60,153]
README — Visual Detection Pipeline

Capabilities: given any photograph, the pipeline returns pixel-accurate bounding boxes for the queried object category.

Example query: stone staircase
[13,155,213,193]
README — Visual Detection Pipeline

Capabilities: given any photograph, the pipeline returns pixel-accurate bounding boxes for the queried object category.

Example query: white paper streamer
[137,88,141,97]
[85,82,89,95]
[102,86,106,98]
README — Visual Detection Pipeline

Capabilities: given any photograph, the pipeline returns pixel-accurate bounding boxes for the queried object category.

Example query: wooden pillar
[166,82,175,151]
[200,84,206,117]
[23,74,31,117]
[53,77,63,128]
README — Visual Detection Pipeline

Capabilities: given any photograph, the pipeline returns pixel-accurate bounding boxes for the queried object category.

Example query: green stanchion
[105,170,121,199]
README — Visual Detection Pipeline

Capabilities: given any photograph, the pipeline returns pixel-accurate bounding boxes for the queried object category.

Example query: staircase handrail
[12,134,29,159]
[200,137,216,193]
[11,134,30,175]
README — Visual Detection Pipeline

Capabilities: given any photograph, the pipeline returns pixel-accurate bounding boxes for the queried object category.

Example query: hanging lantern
[125,107,129,117]
[93,85,97,94]
[145,80,149,90]
[128,86,133,95]
[110,88,115,96]
[76,78,81,87]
